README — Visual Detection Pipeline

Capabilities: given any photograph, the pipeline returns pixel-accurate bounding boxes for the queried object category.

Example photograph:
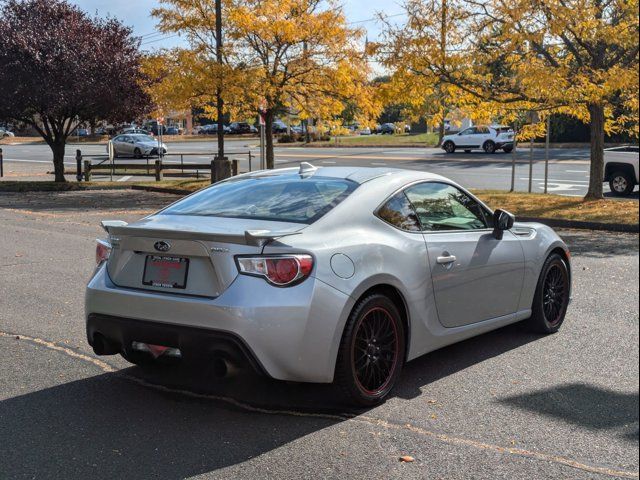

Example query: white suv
[442,125,514,154]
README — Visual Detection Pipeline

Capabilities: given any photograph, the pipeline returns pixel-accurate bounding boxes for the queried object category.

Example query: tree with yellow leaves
[152,0,376,169]
[383,0,639,199]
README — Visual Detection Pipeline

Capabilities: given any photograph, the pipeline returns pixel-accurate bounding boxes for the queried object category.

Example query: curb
[130,185,198,196]
[518,217,639,233]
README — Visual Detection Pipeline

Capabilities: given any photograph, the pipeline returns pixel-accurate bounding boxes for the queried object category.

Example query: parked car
[358,127,372,136]
[108,134,167,158]
[442,125,515,154]
[380,123,396,135]
[87,165,571,406]
[228,122,252,134]
[199,124,230,135]
[272,120,288,134]
[165,126,180,135]
[603,146,639,196]
[0,128,15,139]
[73,128,89,137]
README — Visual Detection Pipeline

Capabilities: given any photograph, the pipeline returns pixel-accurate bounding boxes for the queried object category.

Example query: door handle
[437,255,457,265]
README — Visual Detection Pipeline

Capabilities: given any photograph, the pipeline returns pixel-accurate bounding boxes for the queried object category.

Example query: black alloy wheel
[526,253,570,333]
[336,294,406,406]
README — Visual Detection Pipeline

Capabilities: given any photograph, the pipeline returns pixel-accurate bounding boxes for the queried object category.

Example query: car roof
[238,166,448,185]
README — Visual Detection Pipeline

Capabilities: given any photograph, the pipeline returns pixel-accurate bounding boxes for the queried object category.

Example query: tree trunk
[585,103,605,200]
[51,139,67,182]
[437,120,446,147]
[265,110,275,169]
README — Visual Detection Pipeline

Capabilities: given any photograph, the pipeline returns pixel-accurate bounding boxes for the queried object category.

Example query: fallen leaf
[399,455,415,463]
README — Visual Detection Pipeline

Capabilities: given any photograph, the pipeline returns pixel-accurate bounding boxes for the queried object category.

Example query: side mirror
[493,209,515,240]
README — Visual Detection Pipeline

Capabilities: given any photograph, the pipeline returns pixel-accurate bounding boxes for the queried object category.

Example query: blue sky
[70,0,406,50]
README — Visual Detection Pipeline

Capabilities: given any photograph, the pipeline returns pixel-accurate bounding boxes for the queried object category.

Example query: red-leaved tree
[0,0,152,181]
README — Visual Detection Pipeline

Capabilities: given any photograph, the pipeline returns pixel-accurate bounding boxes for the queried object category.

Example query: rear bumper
[85,265,353,383]
[496,141,514,149]
[87,313,267,374]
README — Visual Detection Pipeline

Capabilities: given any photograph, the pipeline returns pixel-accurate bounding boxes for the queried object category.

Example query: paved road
[0,190,637,479]
[3,140,637,198]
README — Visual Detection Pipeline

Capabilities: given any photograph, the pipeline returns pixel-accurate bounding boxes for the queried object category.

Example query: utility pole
[437,0,448,147]
[214,0,229,181]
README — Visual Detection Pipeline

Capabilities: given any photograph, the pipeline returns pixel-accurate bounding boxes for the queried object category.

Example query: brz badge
[154,241,171,252]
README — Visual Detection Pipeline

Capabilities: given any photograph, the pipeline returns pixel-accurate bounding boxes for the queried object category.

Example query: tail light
[95,239,112,265]
[236,255,313,286]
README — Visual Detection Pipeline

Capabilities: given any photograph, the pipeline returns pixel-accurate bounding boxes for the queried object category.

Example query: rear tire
[133,147,142,159]
[443,141,456,154]
[609,170,635,196]
[335,294,405,407]
[483,140,497,154]
[526,253,570,334]
[503,145,514,153]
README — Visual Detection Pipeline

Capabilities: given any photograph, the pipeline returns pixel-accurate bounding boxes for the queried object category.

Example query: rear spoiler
[100,221,301,247]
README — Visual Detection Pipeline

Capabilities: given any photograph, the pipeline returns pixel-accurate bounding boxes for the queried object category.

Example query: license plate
[143,256,189,289]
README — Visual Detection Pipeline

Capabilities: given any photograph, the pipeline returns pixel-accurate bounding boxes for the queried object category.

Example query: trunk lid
[104,215,306,297]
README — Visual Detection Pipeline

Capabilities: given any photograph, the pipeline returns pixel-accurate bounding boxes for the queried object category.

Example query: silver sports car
[86,164,571,406]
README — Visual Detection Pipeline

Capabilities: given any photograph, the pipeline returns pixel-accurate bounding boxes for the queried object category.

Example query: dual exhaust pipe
[92,333,236,378]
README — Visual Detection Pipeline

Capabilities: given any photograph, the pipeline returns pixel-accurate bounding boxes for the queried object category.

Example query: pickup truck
[604,146,639,196]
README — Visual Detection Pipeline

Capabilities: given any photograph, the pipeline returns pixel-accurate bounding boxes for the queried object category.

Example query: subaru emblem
[154,241,171,252]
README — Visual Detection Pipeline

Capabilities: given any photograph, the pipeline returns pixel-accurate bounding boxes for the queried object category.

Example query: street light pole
[215,0,227,181]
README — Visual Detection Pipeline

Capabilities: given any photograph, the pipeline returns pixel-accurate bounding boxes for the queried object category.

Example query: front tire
[133,147,142,159]
[503,145,514,153]
[443,141,456,154]
[335,294,406,407]
[609,170,635,196]
[526,253,570,334]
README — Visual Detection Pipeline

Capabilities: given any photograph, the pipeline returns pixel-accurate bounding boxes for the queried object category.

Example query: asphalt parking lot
[0,190,638,479]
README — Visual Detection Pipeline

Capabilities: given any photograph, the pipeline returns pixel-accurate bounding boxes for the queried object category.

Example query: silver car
[110,134,167,158]
[86,165,571,406]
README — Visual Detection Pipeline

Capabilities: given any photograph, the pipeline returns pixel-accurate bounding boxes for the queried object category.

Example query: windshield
[161,175,358,224]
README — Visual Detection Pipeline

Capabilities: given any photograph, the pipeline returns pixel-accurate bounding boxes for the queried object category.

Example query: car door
[112,135,127,156]
[404,182,525,327]
[473,126,491,147]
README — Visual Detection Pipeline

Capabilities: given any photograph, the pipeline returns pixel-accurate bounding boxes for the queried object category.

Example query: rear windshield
[161,175,358,224]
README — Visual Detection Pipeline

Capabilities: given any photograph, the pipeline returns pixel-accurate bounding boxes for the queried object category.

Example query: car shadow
[499,384,639,441]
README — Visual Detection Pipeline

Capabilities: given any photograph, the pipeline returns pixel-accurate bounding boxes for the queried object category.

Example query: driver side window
[404,182,490,231]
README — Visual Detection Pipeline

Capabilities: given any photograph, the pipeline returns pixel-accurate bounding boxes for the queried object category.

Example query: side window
[404,182,490,231]
[460,128,475,135]
[377,192,421,232]
[476,126,490,134]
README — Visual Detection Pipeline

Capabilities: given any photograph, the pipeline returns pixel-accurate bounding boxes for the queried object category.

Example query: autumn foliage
[150,0,377,168]
[380,0,639,199]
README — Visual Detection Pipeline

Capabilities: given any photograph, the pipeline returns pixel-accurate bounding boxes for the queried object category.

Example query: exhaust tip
[212,357,229,378]
[92,333,119,356]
